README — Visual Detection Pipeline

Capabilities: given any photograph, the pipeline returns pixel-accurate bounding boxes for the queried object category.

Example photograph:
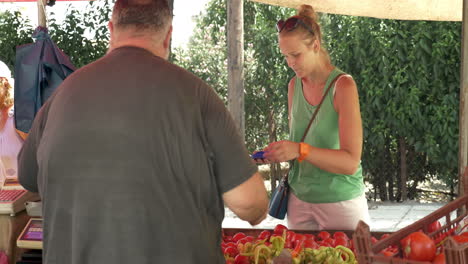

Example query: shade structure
[250,0,463,21]
[0,0,86,1]
[14,26,75,133]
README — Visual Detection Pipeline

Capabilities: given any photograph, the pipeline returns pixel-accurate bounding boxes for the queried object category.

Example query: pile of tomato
[222,220,468,263]
[378,220,468,264]
[221,224,358,264]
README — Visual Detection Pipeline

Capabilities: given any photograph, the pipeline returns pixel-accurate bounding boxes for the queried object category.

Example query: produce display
[223,219,468,264]
[375,220,468,263]
[222,224,359,264]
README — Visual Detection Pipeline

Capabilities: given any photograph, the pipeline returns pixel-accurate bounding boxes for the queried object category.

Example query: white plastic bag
[0,159,6,190]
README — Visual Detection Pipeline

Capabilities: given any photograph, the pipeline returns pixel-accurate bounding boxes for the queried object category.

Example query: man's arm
[18,101,52,193]
[222,172,269,226]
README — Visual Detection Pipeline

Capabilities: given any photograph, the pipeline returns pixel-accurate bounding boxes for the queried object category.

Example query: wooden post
[460,0,468,197]
[37,0,47,27]
[227,0,245,139]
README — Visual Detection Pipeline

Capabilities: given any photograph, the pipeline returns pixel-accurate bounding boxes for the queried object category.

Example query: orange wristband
[298,142,311,162]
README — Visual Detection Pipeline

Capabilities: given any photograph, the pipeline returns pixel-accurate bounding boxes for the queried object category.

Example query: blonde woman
[262,5,370,230]
[0,76,25,189]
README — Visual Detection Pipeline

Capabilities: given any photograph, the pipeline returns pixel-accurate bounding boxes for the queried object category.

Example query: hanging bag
[268,73,345,219]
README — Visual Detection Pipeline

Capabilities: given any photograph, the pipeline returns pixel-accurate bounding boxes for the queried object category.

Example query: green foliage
[48,0,111,68]
[0,10,34,73]
[172,0,229,101]
[173,0,294,152]
[324,16,461,195]
[0,1,111,74]
[175,2,461,199]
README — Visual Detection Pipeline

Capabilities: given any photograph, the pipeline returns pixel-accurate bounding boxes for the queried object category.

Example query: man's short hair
[112,0,173,32]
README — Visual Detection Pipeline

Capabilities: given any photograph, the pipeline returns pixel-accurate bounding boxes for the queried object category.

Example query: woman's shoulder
[335,73,356,90]
[288,76,300,90]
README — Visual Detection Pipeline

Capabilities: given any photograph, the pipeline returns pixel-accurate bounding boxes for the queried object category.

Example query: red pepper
[291,240,303,258]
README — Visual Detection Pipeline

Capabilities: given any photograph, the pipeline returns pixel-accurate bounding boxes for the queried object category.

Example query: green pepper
[254,244,272,264]
[269,236,285,257]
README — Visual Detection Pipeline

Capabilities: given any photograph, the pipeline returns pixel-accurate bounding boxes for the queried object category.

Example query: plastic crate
[353,168,468,264]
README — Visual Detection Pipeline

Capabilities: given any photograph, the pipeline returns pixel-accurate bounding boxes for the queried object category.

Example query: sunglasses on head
[276,17,314,35]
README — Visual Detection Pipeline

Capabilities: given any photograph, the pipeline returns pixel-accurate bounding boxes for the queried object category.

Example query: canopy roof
[0,0,85,1]
[251,0,463,21]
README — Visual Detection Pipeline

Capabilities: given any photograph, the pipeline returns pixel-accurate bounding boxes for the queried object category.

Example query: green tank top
[289,68,365,203]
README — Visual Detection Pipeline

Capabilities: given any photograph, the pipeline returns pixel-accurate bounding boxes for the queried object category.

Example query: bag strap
[282,73,345,181]
[299,73,345,142]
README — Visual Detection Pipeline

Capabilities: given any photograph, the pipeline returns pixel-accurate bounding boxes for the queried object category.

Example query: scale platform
[17,218,43,250]
[2,177,24,190]
[0,178,40,216]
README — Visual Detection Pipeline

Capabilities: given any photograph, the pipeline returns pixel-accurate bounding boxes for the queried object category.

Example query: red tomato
[225,242,237,248]
[333,231,349,241]
[380,233,390,240]
[223,235,233,242]
[428,221,442,233]
[294,233,306,243]
[452,235,468,244]
[286,231,296,242]
[234,254,250,264]
[401,232,436,261]
[334,237,348,247]
[432,253,445,264]
[380,249,394,257]
[257,230,271,241]
[323,237,335,246]
[221,242,228,250]
[232,232,246,243]
[303,239,319,249]
[318,241,332,247]
[304,234,316,241]
[317,231,330,241]
[273,224,288,236]
[371,236,378,244]
[224,246,239,258]
[244,236,254,243]
[236,237,249,246]
[460,232,468,237]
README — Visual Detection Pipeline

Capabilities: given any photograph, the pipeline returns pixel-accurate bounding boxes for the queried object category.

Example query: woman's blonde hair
[279,5,330,61]
[298,5,321,43]
[0,77,13,110]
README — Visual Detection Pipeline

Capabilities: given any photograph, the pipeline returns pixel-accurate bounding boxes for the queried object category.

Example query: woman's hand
[263,140,300,163]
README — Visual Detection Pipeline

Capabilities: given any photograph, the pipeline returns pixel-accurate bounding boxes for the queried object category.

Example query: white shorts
[287,192,371,230]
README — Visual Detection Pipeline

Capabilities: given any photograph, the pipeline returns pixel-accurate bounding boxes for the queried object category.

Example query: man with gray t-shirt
[18,0,268,263]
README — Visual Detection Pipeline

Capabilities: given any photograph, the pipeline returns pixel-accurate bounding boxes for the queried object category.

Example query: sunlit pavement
[222,201,446,232]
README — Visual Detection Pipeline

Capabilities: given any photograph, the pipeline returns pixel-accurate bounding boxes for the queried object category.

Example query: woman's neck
[303,60,335,87]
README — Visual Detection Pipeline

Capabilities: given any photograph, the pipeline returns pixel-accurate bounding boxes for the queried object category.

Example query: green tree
[0,10,34,72]
[48,0,111,68]
[0,1,111,73]
[324,16,461,201]
[173,0,294,190]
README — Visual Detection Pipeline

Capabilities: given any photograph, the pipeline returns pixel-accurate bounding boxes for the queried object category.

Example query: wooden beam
[250,0,462,21]
[460,0,468,197]
[227,0,245,139]
[37,0,47,27]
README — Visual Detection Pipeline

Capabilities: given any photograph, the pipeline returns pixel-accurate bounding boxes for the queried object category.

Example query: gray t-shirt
[18,47,257,264]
